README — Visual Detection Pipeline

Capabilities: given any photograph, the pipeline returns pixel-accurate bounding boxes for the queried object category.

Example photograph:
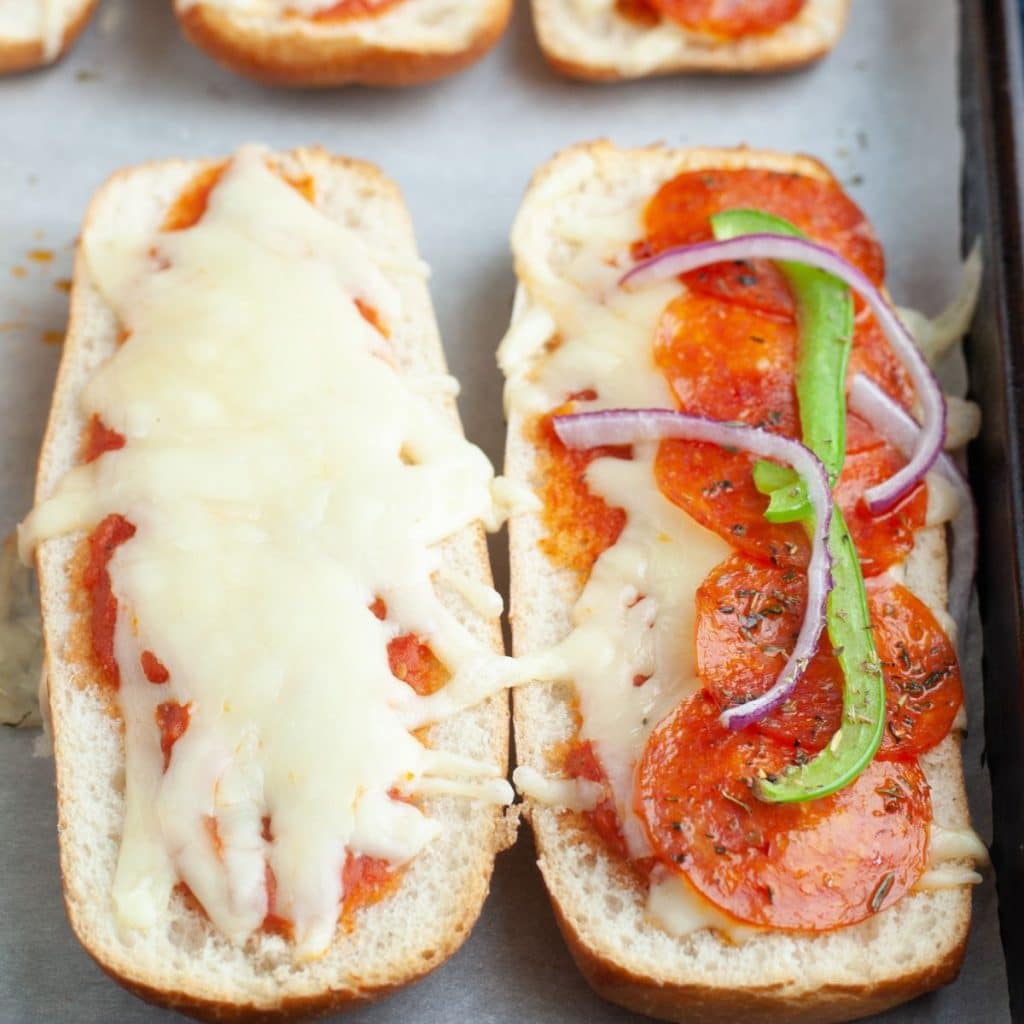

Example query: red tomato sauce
[83,514,136,689]
[354,297,390,338]
[630,0,806,37]
[340,851,401,926]
[305,0,405,20]
[534,399,630,578]
[370,597,450,696]
[140,650,170,684]
[155,701,190,771]
[261,854,399,936]
[83,414,125,463]
[564,741,630,862]
[162,164,315,233]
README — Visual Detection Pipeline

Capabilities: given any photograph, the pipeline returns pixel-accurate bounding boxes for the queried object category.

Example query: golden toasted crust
[506,139,973,1024]
[175,1,511,86]
[538,43,833,83]
[36,148,512,1021]
[0,0,98,74]
[534,823,965,1024]
[532,0,849,81]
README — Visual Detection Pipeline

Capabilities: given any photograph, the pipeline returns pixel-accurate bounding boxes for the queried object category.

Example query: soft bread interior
[532,0,848,79]
[177,0,509,52]
[506,142,972,1021]
[0,0,96,70]
[35,148,511,1014]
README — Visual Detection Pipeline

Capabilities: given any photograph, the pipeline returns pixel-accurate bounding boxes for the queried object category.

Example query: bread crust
[0,0,97,74]
[35,148,512,1021]
[533,804,966,1024]
[506,140,974,1024]
[532,0,849,81]
[175,0,511,86]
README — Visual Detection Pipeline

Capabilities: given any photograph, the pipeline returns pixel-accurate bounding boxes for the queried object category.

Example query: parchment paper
[0,1,1009,1020]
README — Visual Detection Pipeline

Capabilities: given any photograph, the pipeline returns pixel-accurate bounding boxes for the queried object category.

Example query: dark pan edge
[960,1,1024,1019]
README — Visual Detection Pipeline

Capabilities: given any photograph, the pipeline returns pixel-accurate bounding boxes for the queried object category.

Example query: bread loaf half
[174,0,512,86]
[503,140,981,1024]
[24,146,515,1020]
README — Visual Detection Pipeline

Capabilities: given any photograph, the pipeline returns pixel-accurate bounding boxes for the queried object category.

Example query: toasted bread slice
[504,141,975,1024]
[533,0,848,81]
[32,147,512,1020]
[0,0,97,73]
[174,0,512,86]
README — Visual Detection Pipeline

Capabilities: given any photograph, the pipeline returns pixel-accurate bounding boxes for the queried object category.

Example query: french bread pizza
[0,0,97,73]
[502,142,986,1023]
[17,145,537,1019]
[174,0,512,86]
[532,0,849,81]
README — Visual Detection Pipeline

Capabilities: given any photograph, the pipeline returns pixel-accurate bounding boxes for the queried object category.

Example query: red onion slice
[621,235,946,514]
[552,408,833,731]
[849,374,975,638]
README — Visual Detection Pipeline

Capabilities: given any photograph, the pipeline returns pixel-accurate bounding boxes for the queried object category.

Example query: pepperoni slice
[651,289,926,575]
[654,291,800,434]
[643,0,806,37]
[873,583,964,754]
[654,431,927,578]
[641,168,885,292]
[695,555,963,757]
[834,433,929,578]
[642,170,913,409]
[847,310,917,425]
[655,441,809,569]
[637,692,930,930]
[653,291,917,433]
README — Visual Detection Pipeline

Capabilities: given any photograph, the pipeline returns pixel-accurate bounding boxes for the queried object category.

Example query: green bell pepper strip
[709,209,886,803]
[751,462,808,523]
[710,209,854,484]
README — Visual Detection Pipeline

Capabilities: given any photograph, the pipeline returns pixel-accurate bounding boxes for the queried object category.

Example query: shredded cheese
[512,765,603,812]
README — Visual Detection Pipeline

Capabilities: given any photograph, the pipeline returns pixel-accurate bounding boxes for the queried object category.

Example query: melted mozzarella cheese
[20,147,534,957]
[647,868,757,942]
[914,823,988,892]
[512,766,603,812]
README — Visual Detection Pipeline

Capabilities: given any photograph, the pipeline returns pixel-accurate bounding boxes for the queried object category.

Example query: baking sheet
[0,0,1009,1020]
